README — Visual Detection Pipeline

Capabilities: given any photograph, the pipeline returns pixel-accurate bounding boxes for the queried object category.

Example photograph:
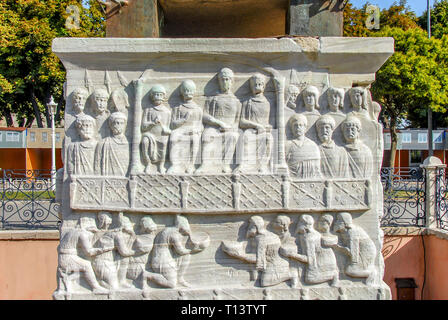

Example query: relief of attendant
[348,87,370,119]
[315,114,349,179]
[286,114,321,179]
[236,73,273,174]
[168,80,203,174]
[91,88,111,139]
[67,114,97,176]
[95,111,129,176]
[342,116,373,179]
[141,84,172,174]
[71,87,89,116]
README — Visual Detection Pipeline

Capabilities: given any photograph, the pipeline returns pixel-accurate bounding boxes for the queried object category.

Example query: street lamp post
[427,0,433,157]
[47,96,58,191]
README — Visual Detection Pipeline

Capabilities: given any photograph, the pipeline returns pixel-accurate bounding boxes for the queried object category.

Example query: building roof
[0,127,27,132]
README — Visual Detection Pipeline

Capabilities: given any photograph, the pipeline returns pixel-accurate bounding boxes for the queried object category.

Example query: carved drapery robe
[95,135,130,176]
[169,101,203,170]
[254,231,291,287]
[200,93,241,169]
[344,141,373,179]
[239,95,272,171]
[319,141,349,179]
[94,111,110,139]
[67,140,97,175]
[299,230,338,284]
[141,104,171,164]
[286,138,321,179]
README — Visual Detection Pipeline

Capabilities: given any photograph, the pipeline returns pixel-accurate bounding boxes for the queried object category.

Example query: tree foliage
[418,0,448,40]
[0,0,104,127]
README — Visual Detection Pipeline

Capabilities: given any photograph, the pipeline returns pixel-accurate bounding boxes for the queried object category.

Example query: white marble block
[52,37,394,300]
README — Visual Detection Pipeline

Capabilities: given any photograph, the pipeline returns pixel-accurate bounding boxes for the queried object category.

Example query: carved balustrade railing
[0,169,61,230]
[380,167,426,227]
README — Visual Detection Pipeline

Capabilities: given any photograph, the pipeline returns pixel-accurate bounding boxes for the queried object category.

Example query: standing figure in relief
[95,111,129,176]
[67,114,97,176]
[236,73,273,174]
[109,88,130,113]
[141,85,172,174]
[285,114,321,179]
[115,213,138,289]
[91,88,111,139]
[291,215,339,286]
[285,84,300,110]
[348,87,369,118]
[342,116,373,179]
[149,215,209,288]
[55,217,112,296]
[196,68,241,174]
[272,215,299,288]
[127,216,158,291]
[222,216,292,287]
[315,115,349,179]
[326,87,345,113]
[71,87,89,115]
[333,212,377,285]
[302,85,320,114]
[91,212,120,290]
[316,214,340,285]
[168,80,203,174]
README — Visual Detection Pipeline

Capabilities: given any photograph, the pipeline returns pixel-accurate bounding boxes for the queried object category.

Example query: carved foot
[178,278,191,288]
[93,287,109,294]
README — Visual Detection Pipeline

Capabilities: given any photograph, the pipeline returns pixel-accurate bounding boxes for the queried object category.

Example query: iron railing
[380,167,426,227]
[0,169,61,230]
[435,167,448,231]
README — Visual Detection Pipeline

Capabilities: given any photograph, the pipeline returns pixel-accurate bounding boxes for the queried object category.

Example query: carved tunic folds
[95,135,130,176]
[286,138,321,179]
[67,141,97,176]
[141,104,172,163]
[345,141,373,179]
[319,141,349,179]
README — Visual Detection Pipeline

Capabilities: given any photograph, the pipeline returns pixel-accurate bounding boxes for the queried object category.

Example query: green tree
[0,0,104,127]
[418,0,448,39]
[371,27,448,167]
[343,1,420,37]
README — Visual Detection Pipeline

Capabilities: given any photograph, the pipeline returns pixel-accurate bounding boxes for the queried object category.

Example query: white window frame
[433,132,443,143]
[6,132,20,142]
[417,133,427,144]
[30,132,36,142]
[42,132,48,142]
[401,132,412,144]
[55,132,61,142]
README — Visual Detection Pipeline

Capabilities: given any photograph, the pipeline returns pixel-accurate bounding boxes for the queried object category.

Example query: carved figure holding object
[141,84,172,174]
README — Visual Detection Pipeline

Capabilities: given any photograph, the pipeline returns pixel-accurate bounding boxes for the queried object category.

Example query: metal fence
[0,169,61,230]
[380,167,426,227]
[0,167,437,230]
[435,167,448,231]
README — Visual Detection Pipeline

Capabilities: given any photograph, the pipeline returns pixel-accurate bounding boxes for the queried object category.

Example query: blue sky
[349,0,432,16]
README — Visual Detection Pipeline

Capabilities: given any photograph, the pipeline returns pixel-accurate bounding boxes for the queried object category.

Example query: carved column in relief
[130,79,145,176]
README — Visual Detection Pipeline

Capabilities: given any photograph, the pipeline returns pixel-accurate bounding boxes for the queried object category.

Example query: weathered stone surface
[52,37,393,300]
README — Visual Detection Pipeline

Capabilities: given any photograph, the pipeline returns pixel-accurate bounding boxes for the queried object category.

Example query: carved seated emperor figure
[235,73,273,174]
[286,114,321,179]
[67,114,97,176]
[196,68,241,174]
[168,80,203,174]
[95,111,129,176]
[141,84,172,174]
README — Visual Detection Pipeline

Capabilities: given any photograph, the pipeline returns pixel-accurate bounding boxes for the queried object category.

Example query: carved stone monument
[53,35,394,299]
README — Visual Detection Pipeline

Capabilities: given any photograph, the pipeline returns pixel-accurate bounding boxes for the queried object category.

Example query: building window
[410,150,423,166]
[433,132,443,143]
[30,132,36,142]
[401,132,411,143]
[42,132,48,142]
[395,278,417,300]
[0,132,2,141]
[55,132,61,142]
[6,132,20,142]
[417,133,427,143]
